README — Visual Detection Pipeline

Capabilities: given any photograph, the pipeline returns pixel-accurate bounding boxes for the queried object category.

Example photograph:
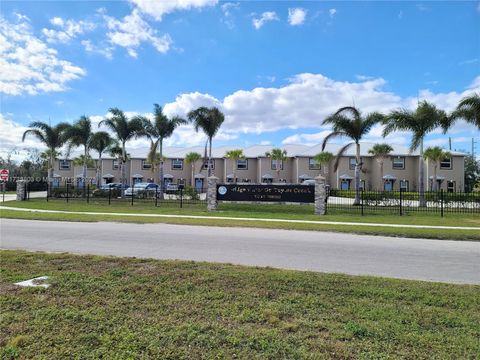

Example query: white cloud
[81,39,114,59]
[221,2,239,29]
[398,10,403,20]
[252,11,279,30]
[0,17,86,96]
[288,8,307,26]
[0,114,46,160]
[355,74,375,81]
[42,17,96,44]
[104,9,172,57]
[459,58,479,65]
[130,0,218,21]
[329,9,337,18]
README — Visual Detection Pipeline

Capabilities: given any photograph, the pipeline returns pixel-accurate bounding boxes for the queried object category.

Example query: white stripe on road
[1,205,479,230]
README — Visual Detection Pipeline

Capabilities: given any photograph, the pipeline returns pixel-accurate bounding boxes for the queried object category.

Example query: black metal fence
[327,189,480,216]
[43,183,207,208]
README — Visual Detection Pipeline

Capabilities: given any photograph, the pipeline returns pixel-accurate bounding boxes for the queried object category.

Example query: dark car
[92,183,128,197]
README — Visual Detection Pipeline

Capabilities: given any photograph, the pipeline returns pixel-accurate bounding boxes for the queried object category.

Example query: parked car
[125,182,159,197]
[165,183,178,194]
[92,183,128,197]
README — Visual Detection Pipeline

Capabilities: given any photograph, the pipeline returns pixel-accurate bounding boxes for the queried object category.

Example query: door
[384,181,393,191]
[341,180,350,190]
[195,178,204,192]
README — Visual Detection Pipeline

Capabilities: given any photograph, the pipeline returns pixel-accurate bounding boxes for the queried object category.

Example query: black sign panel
[217,184,315,203]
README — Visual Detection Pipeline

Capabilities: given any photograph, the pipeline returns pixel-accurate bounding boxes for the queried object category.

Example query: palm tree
[423,147,451,191]
[134,104,187,198]
[185,152,202,187]
[225,149,245,183]
[187,107,225,177]
[447,93,480,130]
[312,151,335,185]
[89,131,113,187]
[368,143,394,189]
[64,116,95,193]
[98,108,145,197]
[72,155,95,168]
[382,101,448,206]
[322,106,384,205]
[22,121,70,194]
[265,148,287,182]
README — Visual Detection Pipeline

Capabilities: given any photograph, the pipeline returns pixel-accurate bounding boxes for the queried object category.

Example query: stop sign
[0,169,9,181]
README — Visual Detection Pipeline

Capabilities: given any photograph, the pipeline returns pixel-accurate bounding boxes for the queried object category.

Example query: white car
[125,182,159,196]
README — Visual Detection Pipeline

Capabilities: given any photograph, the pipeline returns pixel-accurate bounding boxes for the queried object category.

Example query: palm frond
[333,142,354,172]
[321,131,347,151]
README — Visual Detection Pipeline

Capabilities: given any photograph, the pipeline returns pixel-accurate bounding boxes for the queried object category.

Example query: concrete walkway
[1,219,479,284]
[0,191,46,203]
[1,205,479,230]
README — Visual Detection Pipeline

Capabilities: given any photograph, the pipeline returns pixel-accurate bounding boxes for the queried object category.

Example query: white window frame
[171,159,183,170]
[440,158,452,170]
[236,159,248,170]
[308,158,321,170]
[142,160,152,170]
[59,160,71,170]
[392,157,405,170]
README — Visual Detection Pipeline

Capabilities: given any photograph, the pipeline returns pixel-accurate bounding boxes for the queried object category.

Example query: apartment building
[54,142,466,192]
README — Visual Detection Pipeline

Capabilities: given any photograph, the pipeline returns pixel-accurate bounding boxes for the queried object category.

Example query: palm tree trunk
[83,148,87,197]
[380,160,384,190]
[419,139,426,207]
[353,142,361,205]
[48,151,54,196]
[159,139,164,200]
[233,159,236,183]
[96,154,102,188]
[191,164,195,188]
[433,164,438,192]
[121,143,126,198]
[208,138,212,177]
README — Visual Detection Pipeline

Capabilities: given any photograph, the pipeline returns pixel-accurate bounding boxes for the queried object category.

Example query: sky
[1,0,479,161]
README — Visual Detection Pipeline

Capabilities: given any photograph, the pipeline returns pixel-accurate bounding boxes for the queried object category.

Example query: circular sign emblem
[218,186,227,195]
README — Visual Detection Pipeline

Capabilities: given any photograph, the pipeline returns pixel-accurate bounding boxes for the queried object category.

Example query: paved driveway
[1,219,479,284]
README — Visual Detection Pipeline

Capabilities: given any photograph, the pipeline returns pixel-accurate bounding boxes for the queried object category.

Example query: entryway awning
[299,174,312,180]
[262,174,273,179]
[132,174,143,178]
[52,173,61,178]
[429,176,445,180]
[339,174,353,180]
[226,174,234,179]
[194,173,205,179]
[383,174,397,180]
[163,174,174,179]
[102,173,114,178]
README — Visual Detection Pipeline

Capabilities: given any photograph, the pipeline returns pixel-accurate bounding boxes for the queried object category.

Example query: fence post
[155,186,158,207]
[66,183,69,203]
[207,176,218,211]
[314,175,326,215]
[180,187,183,209]
[441,189,444,217]
[108,187,111,205]
[361,189,364,216]
[399,188,403,216]
[131,183,134,206]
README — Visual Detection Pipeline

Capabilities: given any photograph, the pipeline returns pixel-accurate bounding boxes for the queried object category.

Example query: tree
[423,147,451,192]
[22,121,70,194]
[322,106,384,205]
[134,104,187,198]
[98,108,145,197]
[185,152,202,187]
[64,116,95,194]
[72,155,96,168]
[383,101,448,206]
[368,143,394,189]
[225,149,245,183]
[187,107,225,177]
[447,93,480,131]
[464,154,480,192]
[312,151,335,184]
[90,131,113,187]
[265,148,287,182]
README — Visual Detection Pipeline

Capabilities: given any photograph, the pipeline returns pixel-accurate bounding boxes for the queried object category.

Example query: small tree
[225,149,245,183]
[312,151,334,184]
[265,148,287,182]
[423,147,451,191]
[368,143,394,189]
[185,152,202,187]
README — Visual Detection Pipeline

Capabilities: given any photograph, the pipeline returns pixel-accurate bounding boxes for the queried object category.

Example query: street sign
[217,184,315,203]
[0,169,9,181]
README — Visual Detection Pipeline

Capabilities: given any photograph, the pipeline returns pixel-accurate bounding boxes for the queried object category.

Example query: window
[171,159,183,170]
[236,159,248,170]
[400,180,409,191]
[142,160,152,170]
[203,159,215,170]
[113,160,119,170]
[440,157,452,169]
[392,157,405,170]
[271,159,283,170]
[349,158,356,170]
[309,158,320,170]
[59,160,71,170]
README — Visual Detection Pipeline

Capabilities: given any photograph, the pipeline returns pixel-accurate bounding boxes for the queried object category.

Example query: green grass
[1,251,479,359]
[2,199,479,240]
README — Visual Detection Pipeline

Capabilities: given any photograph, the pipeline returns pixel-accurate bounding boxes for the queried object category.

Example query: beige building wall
[223,158,258,183]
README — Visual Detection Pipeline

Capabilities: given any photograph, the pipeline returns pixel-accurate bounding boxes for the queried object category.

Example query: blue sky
[1,0,479,160]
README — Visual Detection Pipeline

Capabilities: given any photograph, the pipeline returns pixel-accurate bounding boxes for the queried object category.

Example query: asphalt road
[1,219,479,284]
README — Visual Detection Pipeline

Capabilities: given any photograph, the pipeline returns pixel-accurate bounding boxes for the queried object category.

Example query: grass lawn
[1,251,479,359]
[1,199,479,240]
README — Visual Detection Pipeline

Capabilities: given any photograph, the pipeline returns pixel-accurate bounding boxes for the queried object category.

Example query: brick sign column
[207,176,218,211]
[16,180,27,201]
[314,175,326,215]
